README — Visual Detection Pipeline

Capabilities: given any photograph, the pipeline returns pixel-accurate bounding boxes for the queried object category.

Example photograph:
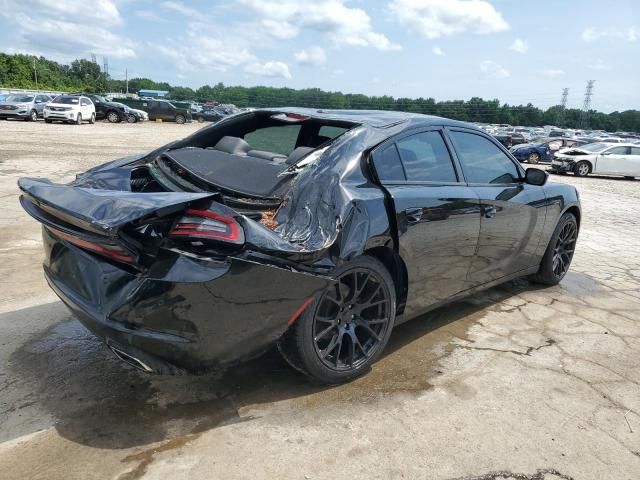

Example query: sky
[0,0,638,113]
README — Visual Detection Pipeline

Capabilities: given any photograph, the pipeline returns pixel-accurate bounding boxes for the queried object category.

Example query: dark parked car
[493,132,512,148]
[193,104,240,123]
[18,109,580,384]
[510,137,587,163]
[76,94,128,123]
[115,98,192,123]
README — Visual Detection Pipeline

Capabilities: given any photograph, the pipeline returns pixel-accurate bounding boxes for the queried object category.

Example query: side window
[606,146,629,155]
[244,125,302,156]
[548,140,562,151]
[318,125,348,139]
[630,147,640,156]
[372,144,405,181]
[80,98,89,106]
[565,140,578,147]
[449,131,520,184]
[395,131,457,182]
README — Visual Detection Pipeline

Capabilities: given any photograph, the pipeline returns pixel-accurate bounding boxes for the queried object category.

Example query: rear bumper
[42,228,330,373]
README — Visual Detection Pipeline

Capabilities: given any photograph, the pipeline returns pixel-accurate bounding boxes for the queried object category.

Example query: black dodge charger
[18,108,580,384]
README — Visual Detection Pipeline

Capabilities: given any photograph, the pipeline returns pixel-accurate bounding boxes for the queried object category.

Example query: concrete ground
[0,120,638,480]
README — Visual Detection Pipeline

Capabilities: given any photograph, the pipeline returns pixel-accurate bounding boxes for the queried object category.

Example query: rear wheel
[107,111,120,123]
[531,212,578,285]
[75,113,82,125]
[197,116,204,123]
[279,256,396,384]
[175,114,186,124]
[528,152,540,164]
[574,161,590,177]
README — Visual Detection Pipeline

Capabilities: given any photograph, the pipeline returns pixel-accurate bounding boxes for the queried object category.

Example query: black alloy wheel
[528,152,540,163]
[279,256,396,384]
[532,212,578,285]
[107,111,120,123]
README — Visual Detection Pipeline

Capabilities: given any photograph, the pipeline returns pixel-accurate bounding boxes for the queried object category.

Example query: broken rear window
[244,125,301,156]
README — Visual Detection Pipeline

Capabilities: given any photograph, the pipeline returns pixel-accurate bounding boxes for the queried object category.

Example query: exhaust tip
[109,346,154,373]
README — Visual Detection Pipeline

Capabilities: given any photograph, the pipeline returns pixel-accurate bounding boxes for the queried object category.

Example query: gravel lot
[0,120,639,480]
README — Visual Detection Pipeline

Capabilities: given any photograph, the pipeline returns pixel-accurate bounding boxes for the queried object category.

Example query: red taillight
[169,208,244,244]
[45,226,136,263]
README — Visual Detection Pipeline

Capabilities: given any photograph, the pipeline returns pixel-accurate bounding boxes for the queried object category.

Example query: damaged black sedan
[19,109,581,384]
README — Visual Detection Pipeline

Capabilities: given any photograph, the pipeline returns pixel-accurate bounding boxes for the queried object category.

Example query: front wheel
[279,255,396,384]
[528,152,540,164]
[127,114,137,123]
[175,114,186,124]
[75,113,82,125]
[89,113,96,124]
[574,161,590,177]
[531,212,578,285]
[29,110,38,122]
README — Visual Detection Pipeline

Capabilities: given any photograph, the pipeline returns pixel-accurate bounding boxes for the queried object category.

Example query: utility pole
[557,87,568,126]
[579,80,595,129]
[33,58,38,90]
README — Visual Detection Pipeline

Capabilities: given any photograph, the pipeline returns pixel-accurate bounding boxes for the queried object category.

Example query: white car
[550,142,640,179]
[44,95,96,124]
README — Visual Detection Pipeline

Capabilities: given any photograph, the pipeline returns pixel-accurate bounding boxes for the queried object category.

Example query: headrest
[213,136,251,155]
[286,146,314,165]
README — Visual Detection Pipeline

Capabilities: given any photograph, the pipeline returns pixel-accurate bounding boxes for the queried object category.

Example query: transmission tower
[102,56,109,76]
[579,80,595,128]
[91,53,97,64]
[557,87,569,126]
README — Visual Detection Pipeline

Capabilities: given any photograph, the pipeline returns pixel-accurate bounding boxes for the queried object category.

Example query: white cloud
[586,59,612,71]
[542,69,565,78]
[155,31,291,79]
[582,27,638,42]
[390,0,509,39]
[479,60,510,79]
[160,1,202,19]
[432,46,445,56]
[239,0,401,50]
[245,61,292,79]
[0,0,135,60]
[294,47,327,66]
[509,38,528,54]
[135,10,166,22]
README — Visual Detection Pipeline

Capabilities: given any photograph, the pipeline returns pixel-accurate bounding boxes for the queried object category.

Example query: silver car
[0,94,52,121]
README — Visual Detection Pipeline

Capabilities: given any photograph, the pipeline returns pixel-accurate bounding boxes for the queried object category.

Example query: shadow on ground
[6,278,544,450]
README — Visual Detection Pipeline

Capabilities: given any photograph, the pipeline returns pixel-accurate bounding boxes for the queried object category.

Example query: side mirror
[525,168,548,186]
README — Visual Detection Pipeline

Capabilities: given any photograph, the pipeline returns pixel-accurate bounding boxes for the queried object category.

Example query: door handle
[483,206,497,219]
[404,207,423,224]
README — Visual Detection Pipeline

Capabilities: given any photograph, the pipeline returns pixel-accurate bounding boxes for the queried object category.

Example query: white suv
[44,95,96,124]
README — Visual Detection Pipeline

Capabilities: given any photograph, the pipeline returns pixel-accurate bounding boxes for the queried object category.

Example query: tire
[197,116,204,123]
[175,114,186,124]
[89,113,96,124]
[29,110,38,122]
[528,152,540,164]
[45,119,52,124]
[278,255,396,384]
[75,113,82,125]
[574,161,590,177]
[127,114,137,123]
[107,111,120,123]
[531,212,578,285]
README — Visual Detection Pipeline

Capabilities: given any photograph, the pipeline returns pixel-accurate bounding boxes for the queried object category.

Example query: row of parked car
[0,93,149,124]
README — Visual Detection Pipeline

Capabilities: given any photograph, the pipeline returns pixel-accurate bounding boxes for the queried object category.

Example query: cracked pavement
[0,121,638,479]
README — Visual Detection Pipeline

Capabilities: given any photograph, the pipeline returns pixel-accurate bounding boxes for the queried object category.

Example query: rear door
[446,128,547,285]
[371,128,481,318]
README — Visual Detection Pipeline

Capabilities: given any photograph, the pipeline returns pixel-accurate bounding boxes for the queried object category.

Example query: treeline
[2,53,639,132]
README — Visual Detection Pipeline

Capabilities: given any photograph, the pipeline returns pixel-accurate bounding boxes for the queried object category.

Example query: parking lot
[0,120,638,479]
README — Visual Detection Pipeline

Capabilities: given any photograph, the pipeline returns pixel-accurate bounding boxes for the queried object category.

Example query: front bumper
[44,110,77,121]
[41,227,330,374]
[0,109,30,118]
[549,159,575,172]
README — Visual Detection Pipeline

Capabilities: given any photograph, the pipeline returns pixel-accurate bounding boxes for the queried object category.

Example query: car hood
[555,148,597,157]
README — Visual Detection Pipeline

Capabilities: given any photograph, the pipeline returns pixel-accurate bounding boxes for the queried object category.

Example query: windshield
[52,96,80,104]
[579,142,609,152]
[7,95,34,102]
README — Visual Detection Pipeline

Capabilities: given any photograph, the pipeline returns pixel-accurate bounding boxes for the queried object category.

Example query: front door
[595,146,632,175]
[447,128,547,285]
[370,129,481,318]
